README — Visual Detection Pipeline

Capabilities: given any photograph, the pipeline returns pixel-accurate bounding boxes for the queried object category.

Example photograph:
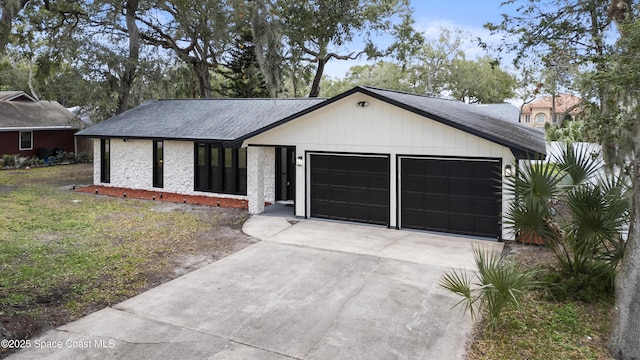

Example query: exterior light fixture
[504,165,514,177]
[296,156,304,167]
[356,101,369,108]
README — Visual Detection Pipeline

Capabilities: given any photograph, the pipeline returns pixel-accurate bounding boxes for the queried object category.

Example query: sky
[323,0,518,78]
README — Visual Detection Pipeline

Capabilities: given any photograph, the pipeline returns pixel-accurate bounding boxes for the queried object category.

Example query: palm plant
[440,247,536,330]
[505,142,630,294]
[504,160,564,243]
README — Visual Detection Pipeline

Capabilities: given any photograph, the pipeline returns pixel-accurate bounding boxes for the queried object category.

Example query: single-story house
[76,86,546,240]
[0,91,85,158]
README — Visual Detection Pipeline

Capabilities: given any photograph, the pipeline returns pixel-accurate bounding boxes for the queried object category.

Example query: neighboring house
[0,91,85,158]
[76,86,546,241]
[520,94,582,129]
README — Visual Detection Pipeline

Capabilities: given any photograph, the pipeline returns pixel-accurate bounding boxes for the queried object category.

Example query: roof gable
[0,91,37,102]
[234,86,545,158]
[351,87,545,158]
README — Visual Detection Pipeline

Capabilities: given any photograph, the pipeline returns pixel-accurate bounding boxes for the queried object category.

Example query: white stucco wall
[93,139,247,201]
[262,148,276,203]
[244,93,518,240]
[92,139,100,185]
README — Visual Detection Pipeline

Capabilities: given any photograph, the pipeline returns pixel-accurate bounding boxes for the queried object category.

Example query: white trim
[19,131,33,150]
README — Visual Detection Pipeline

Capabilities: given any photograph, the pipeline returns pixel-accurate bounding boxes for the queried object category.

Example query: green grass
[467,267,615,360]
[0,164,247,327]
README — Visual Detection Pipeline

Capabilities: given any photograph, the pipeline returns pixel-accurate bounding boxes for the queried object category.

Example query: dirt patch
[502,240,557,269]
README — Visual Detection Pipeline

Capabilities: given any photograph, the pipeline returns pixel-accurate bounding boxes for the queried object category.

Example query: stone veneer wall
[93,139,258,207]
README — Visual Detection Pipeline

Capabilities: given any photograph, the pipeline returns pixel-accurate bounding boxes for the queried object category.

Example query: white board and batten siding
[244,93,517,240]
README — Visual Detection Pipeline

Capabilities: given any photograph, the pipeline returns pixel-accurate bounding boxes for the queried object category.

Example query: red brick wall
[0,129,77,157]
[76,185,250,209]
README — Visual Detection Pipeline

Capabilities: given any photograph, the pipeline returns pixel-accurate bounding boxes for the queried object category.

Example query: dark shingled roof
[76,98,327,141]
[0,100,84,130]
[77,86,546,159]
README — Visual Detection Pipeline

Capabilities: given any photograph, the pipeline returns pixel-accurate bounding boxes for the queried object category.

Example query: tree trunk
[610,146,640,359]
[308,57,326,98]
[193,61,212,98]
[115,0,140,115]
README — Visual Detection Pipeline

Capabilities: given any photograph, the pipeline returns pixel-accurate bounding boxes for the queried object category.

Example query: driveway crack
[303,261,381,358]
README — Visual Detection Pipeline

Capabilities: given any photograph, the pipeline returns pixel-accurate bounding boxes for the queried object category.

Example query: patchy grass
[0,164,255,347]
[467,244,614,360]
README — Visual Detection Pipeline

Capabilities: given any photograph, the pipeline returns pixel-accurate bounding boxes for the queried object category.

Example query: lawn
[0,164,254,351]
[466,244,615,360]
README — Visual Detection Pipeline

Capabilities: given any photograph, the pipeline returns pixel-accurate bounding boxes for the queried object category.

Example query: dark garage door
[400,157,501,238]
[310,154,389,226]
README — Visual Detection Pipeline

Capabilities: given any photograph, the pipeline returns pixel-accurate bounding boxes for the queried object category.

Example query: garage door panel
[449,163,472,177]
[310,154,389,226]
[426,178,448,193]
[449,197,473,214]
[369,190,390,205]
[403,176,428,191]
[369,175,389,189]
[424,196,447,211]
[425,213,448,229]
[401,158,501,238]
[448,180,473,196]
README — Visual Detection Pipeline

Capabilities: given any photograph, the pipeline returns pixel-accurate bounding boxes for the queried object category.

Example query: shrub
[21,156,44,168]
[540,268,615,302]
[2,154,17,168]
[440,247,537,330]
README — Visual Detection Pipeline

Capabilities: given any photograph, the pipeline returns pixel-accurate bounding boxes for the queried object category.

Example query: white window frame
[535,113,546,124]
[19,131,33,150]
[524,114,531,123]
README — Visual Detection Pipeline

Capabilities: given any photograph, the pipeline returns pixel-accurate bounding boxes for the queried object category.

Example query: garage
[400,157,501,238]
[310,154,389,226]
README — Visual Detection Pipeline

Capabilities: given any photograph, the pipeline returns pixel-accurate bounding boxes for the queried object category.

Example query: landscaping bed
[466,242,615,360]
[0,164,256,358]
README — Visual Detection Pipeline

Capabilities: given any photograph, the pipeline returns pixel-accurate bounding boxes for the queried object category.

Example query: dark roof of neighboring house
[0,91,37,102]
[473,103,521,123]
[77,86,546,159]
[0,100,84,130]
[76,98,327,141]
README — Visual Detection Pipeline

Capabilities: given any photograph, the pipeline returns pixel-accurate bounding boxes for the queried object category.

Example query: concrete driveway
[8,216,502,360]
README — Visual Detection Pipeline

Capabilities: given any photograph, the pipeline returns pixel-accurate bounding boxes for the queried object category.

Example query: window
[100,139,110,183]
[552,114,558,123]
[19,131,32,150]
[194,143,247,195]
[524,114,531,123]
[535,113,546,124]
[153,140,163,188]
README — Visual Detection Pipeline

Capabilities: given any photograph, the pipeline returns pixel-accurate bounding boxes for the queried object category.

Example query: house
[520,94,582,129]
[76,86,546,241]
[0,91,85,158]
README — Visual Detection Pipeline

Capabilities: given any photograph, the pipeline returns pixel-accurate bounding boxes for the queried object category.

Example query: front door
[275,147,296,201]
